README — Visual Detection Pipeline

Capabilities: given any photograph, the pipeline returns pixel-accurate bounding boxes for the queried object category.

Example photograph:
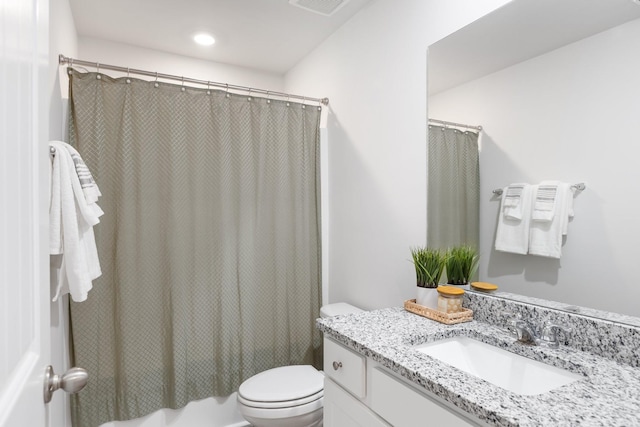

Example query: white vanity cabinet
[323,338,390,427]
[324,377,391,427]
[323,337,484,427]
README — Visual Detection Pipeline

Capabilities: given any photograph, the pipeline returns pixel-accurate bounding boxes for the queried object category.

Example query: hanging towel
[495,183,534,255]
[562,188,576,236]
[528,182,573,259]
[64,143,102,204]
[59,142,103,226]
[49,141,102,302]
[502,183,528,220]
[49,148,63,255]
[531,181,559,222]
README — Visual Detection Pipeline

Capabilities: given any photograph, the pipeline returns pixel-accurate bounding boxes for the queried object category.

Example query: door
[0,0,50,426]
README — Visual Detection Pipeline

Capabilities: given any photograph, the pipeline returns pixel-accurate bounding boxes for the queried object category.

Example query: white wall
[49,0,78,425]
[429,19,640,316]
[78,37,285,91]
[50,0,77,138]
[285,0,509,310]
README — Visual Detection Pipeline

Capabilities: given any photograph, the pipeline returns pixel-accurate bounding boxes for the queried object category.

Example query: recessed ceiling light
[193,33,215,46]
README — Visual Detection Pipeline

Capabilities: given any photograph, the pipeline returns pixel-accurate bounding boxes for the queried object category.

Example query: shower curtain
[427,125,479,249]
[67,69,322,427]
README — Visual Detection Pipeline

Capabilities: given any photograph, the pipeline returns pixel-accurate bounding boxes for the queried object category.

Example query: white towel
[503,183,528,220]
[49,141,102,302]
[57,142,103,226]
[562,188,575,236]
[64,143,102,204]
[531,181,559,222]
[495,184,534,255]
[528,182,572,259]
[49,148,63,255]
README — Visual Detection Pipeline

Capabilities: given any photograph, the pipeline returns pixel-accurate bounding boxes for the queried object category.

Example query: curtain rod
[429,118,482,131]
[59,54,329,106]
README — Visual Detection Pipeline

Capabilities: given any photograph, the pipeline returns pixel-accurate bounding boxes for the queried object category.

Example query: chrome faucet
[512,318,540,345]
[539,323,573,348]
[505,313,571,348]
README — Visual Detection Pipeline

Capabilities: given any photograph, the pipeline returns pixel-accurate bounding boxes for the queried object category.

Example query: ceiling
[68,0,373,75]
[429,0,640,95]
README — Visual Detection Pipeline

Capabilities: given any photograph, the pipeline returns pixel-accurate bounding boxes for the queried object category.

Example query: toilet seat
[239,365,324,401]
[238,365,324,416]
[238,389,323,409]
[238,395,324,421]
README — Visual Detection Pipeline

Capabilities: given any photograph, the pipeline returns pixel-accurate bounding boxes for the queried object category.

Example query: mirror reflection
[427,0,640,320]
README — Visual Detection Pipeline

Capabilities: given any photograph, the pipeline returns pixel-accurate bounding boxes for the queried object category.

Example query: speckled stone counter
[464,291,640,367]
[316,307,640,426]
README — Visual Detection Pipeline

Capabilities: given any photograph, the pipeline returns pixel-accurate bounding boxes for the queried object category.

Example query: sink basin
[414,336,581,395]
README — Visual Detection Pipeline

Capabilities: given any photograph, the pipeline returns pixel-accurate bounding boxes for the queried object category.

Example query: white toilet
[237,303,363,427]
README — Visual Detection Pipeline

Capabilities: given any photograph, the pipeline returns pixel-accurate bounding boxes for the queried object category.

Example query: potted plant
[410,246,447,309]
[445,245,479,290]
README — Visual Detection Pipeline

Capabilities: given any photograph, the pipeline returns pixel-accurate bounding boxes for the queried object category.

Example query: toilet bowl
[237,303,363,427]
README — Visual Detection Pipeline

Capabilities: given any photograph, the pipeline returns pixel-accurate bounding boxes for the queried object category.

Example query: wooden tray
[404,299,473,325]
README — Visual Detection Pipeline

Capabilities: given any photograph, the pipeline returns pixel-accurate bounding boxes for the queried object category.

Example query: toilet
[237,303,363,427]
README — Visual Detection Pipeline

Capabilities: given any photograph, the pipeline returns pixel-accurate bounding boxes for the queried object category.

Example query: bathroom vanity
[323,337,483,426]
[317,292,640,426]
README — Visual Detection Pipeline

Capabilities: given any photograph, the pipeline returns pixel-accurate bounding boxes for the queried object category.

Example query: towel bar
[493,183,585,196]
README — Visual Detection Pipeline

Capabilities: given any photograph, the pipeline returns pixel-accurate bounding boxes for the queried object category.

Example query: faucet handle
[541,323,572,347]
[500,311,521,337]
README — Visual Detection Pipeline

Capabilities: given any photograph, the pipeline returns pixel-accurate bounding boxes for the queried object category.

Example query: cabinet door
[324,378,390,427]
[371,368,476,427]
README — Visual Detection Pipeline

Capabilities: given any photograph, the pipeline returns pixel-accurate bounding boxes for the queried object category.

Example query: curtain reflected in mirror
[427,125,479,249]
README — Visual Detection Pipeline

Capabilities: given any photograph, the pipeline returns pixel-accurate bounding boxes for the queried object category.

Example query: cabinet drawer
[371,368,475,427]
[323,338,366,398]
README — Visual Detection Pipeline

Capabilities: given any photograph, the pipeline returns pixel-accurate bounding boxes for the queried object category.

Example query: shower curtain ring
[181,76,185,91]
[302,97,306,109]
[126,68,131,84]
[247,88,252,101]
[96,63,101,79]
[225,84,230,98]
[207,81,211,95]
[266,91,270,104]
[154,72,159,88]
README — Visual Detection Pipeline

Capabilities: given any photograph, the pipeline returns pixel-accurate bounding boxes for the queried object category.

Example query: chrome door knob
[43,365,88,403]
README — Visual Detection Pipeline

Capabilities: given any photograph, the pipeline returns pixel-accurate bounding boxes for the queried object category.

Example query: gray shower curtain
[67,69,322,426]
[427,125,479,249]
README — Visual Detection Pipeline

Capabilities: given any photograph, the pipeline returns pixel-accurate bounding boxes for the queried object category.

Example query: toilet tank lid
[238,365,323,403]
[320,302,363,318]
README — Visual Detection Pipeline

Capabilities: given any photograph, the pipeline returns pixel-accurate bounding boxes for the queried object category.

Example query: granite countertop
[317,307,640,427]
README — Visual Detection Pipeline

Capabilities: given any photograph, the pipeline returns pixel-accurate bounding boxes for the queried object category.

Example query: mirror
[427,0,640,322]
